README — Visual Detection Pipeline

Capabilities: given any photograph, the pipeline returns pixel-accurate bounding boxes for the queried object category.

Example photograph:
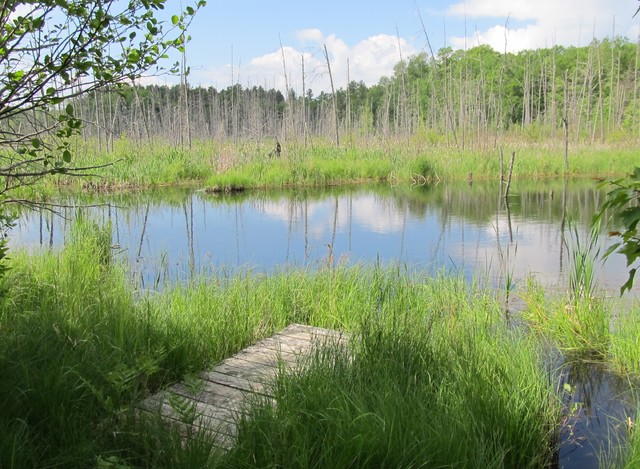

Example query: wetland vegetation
[2,195,640,467]
[2,6,640,467]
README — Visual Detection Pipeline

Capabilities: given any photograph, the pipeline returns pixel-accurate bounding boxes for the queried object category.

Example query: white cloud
[256,194,407,238]
[446,0,636,52]
[190,30,417,94]
[10,3,37,20]
[296,28,324,43]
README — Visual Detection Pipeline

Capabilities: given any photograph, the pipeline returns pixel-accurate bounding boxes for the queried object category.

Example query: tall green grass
[4,216,640,466]
[226,306,559,468]
[565,220,602,303]
[0,218,257,467]
[602,386,640,469]
[521,219,611,358]
[35,136,640,195]
[609,301,640,376]
[521,277,611,358]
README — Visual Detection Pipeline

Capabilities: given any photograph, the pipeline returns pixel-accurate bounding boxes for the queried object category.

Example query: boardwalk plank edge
[139,324,344,450]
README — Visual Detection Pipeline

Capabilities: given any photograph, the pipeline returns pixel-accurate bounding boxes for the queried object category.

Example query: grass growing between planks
[226,305,560,468]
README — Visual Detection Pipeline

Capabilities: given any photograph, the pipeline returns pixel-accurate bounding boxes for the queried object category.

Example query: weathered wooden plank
[141,394,239,449]
[199,370,265,393]
[231,346,296,366]
[139,324,344,450]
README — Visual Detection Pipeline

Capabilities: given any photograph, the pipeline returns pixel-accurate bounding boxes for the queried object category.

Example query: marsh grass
[521,220,611,358]
[38,137,640,195]
[609,301,640,376]
[565,220,602,303]
[622,409,640,469]
[4,215,640,466]
[521,278,611,358]
[601,385,640,469]
[0,218,261,467]
[226,309,559,468]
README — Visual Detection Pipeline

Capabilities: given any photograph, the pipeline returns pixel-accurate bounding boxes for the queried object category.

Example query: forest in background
[62,37,640,151]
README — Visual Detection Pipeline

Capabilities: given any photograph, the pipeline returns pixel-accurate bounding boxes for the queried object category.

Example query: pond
[11,178,637,298]
[10,177,640,468]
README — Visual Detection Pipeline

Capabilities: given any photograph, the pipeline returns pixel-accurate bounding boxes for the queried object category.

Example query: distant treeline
[74,37,640,149]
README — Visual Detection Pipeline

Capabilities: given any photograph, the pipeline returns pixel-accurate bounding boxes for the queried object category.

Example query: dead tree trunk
[323,44,340,147]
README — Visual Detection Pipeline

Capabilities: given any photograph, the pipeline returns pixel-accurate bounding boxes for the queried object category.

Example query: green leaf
[31,138,41,149]
[65,103,74,116]
[32,16,44,29]
[171,15,179,25]
[127,49,140,64]
[621,268,637,295]
[62,150,71,163]
[8,70,24,81]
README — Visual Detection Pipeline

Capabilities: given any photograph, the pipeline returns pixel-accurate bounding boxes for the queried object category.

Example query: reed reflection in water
[10,179,637,296]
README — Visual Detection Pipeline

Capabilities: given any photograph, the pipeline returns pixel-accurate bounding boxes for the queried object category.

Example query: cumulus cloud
[446,0,637,53]
[190,30,417,94]
[296,28,324,43]
[10,3,38,19]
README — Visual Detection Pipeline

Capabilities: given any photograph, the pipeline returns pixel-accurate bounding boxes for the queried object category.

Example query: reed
[521,278,611,358]
[226,306,559,468]
[565,220,602,303]
[26,136,638,195]
[2,217,639,466]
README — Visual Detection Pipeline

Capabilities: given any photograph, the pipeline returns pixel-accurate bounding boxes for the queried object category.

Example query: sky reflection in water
[10,180,638,297]
[9,179,640,467]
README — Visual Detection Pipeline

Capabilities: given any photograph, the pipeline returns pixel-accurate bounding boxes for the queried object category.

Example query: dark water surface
[555,358,637,468]
[10,178,640,467]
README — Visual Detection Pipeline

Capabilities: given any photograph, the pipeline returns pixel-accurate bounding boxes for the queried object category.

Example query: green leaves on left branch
[0,0,207,177]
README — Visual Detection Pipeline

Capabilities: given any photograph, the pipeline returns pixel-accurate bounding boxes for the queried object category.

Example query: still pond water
[11,178,640,468]
[11,178,638,296]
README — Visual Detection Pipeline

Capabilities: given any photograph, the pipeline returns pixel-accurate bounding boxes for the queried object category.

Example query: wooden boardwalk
[140,323,346,449]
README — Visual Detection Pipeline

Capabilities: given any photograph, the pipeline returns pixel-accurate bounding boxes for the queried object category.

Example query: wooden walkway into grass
[140,324,346,449]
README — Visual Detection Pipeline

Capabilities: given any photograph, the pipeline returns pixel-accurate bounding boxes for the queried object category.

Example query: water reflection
[9,179,638,296]
[555,356,637,468]
[8,179,640,467]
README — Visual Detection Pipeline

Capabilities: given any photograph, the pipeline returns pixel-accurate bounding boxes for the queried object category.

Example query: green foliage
[565,220,602,302]
[227,307,558,468]
[410,157,435,179]
[0,0,205,194]
[3,217,640,466]
[596,167,640,294]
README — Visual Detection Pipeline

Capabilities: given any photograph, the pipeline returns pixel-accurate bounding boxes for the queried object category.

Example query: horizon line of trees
[71,36,640,150]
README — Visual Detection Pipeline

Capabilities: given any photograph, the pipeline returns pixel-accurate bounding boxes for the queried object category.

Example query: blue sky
[156,0,639,93]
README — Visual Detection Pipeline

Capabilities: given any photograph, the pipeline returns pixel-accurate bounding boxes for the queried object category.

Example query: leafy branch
[595,167,640,295]
[0,0,206,188]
